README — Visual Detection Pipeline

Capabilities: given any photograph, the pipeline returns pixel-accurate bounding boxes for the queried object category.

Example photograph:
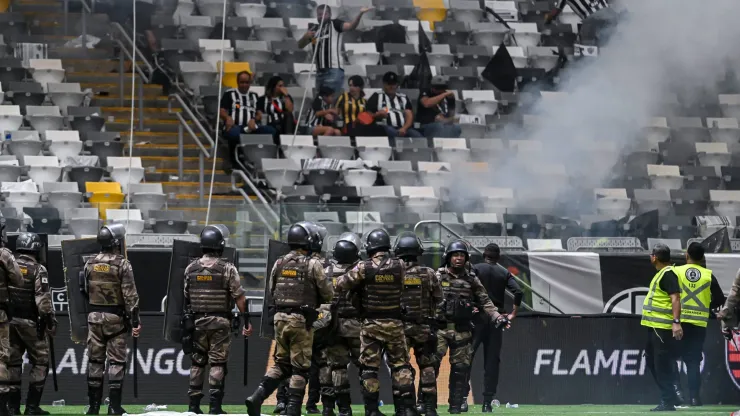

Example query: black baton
[243,313,250,386]
[47,335,58,392]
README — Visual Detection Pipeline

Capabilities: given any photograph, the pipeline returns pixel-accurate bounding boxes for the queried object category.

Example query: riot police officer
[184,225,253,414]
[246,223,334,416]
[83,224,141,415]
[436,241,509,414]
[394,233,442,416]
[336,229,417,416]
[323,233,363,416]
[7,233,55,415]
[0,223,23,416]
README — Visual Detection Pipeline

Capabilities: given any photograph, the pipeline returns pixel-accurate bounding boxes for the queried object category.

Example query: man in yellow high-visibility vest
[672,243,725,408]
[642,244,683,412]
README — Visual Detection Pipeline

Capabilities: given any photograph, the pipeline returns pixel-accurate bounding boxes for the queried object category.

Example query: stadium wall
[43,314,740,405]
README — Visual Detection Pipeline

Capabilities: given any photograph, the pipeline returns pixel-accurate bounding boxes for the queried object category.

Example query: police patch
[19,267,27,275]
[196,275,212,281]
[442,281,450,287]
[685,267,701,283]
[404,277,422,285]
[93,264,110,273]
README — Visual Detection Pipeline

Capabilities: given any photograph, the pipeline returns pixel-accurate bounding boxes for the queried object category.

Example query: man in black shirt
[417,76,461,140]
[468,244,522,412]
[366,72,423,140]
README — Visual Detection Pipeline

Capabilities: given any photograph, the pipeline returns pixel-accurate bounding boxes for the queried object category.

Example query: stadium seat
[633,189,672,215]
[469,22,509,49]
[224,17,252,44]
[707,117,740,145]
[670,189,708,216]
[88,141,124,166]
[262,158,300,189]
[440,66,477,91]
[272,40,308,66]
[317,136,354,161]
[486,0,518,21]
[43,181,82,213]
[367,65,402,88]
[696,142,730,168]
[719,94,740,120]
[266,0,313,19]
[448,0,483,23]
[293,63,317,90]
[0,207,21,233]
[433,138,470,164]
[418,161,452,190]
[0,58,26,85]
[288,18,315,42]
[480,187,515,213]
[279,135,316,163]
[594,188,630,218]
[359,185,400,213]
[382,43,419,67]
[428,44,454,68]
[181,15,215,43]
[7,132,43,158]
[200,38,234,69]
[721,167,740,191]
[435,21,470,47]
[401,186,438,214]
[469,138,505,163]
[25,106,63,134]
[304,160,341,193]
[624,150,659,171]
[356,136,392,162]
[253,18,288,44]
[253,63,295,86]
[28,59,64,88]
[346,43,380,68]
[234,1,266,19]
[528,46,561,71]
[394,137,432,168]
[5,84,45,113]
[47,83,85,115]
[0,105,23,132]
[106,157,145,193]
[67,165,105,192]
[510,139,544,160]
[106,209,145,234]
[660,215,697,245]
[196,0,230,17]
[463,90,497,118]
[681,165,720,192]
[669,116,709,143]
[151,15,178,40]
[65,208,100,237]
[462,212,502,236]
[235,40,272,65]
[23,207,61,234]
[150,210,189,234]
[179,61,217,92]
[219,62,252,89]
[1,181,40,214]
[508,22,540,48]
[303,212,346,235]
[85,182,125,219]
[647,164,683,190]
[345,210,383,235]
[710,190,740,218]
[375,0,415,20]
[238,134,276,169]
[343,0,374,20]
[68,107,105,139]
[379,160,417,190]
[23,156,61,192]
[542,216,585,242]
[0,157,21,182]
[343,165,377,188]
[161,39,200,73]
[644,117,670,148]
[505,214,540,242]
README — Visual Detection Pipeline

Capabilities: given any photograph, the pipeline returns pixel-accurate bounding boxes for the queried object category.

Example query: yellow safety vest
[641,265,675,330]
[673,264,712,328]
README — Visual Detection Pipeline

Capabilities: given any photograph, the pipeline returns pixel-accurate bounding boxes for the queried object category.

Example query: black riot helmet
[98,223,126,251]
[287,223,311,250]
[16,232,42,254]
[444,240,469,266]
[393,232,424,260]
[333,232,362,264]
[365,228,391,256]
[297,221,327,254]
[200,224,229,253]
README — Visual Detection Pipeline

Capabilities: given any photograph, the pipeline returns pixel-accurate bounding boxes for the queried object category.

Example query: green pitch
[42,405,738,415]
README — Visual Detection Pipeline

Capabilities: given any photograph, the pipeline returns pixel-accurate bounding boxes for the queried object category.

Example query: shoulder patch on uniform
[442,281,450,287]
[93,264,110,273]
[19,267,27,275]
[41,277,48,284]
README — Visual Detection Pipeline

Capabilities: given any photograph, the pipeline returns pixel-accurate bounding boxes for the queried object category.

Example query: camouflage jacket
[12,254,54,325]
[269,250,333,324]
[0,247,23,323]
[436,266,501,321]
[86,253,139,324]
[184,254,245,329]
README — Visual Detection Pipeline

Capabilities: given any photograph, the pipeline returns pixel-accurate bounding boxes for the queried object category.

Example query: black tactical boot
[336,392,352,416]
[403,393,419,416]
[8,390,20,416]
[246,377,283,416]
[286,388,305,416]
[650,401,676,412]
[460,402,468,413]
[24,386,49,415]
[0,393,12,416]
[362,391,386,416]
[423,393,437,416]
[273,403,286,415]
[321,394,336,416]
[481,401,493,413]
[85,386,102,415]
[188,395,204,414]
[673,385,684,407]
[209,389,227,415]
[106,388,126,415]
[392,393,405,416]
[689,396,702,407]
[306,386,320,414]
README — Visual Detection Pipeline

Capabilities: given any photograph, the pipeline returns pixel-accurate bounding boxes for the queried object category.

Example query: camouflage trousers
[325,333,361,396]
[0,322,11,394]
[87,318,128,390]
[9,319,49,393]
[188,322,232,397]
[359,319,414,397]
[436,326,473,406]
[403,322,438,395]
[266,319,314,389]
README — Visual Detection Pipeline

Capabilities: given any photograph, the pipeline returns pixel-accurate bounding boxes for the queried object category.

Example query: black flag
[481,43,518,92]
[418,20,432,53]
[700,227,732,253]
[402,21,432,90]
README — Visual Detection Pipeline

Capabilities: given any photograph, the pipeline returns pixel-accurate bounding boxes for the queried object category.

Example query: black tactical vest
[401,265,433,321]
[273,253,317,310]
[439,268,475,323]
[8,256,38,320]
[87,253,125,314]
[362,256,404,319]
[0,248,12,305]
[187,258,232,315]
[329,261,359,318]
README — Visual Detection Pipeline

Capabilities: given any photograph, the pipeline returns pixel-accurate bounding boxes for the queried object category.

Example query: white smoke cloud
[447,0,740,220]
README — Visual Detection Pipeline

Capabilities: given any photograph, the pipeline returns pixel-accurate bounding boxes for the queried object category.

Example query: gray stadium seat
[150,209,189,234]
[161,39,200,74]
[23,207,61,234]
[318,136,354,160]
[435,21,470,47]
[235,40,272,65]
[25,106,64,134]
[68,107,105,139]
[66,166,105,191]
[633,189,672,216]
[129,183,166,219]
[6,82,45,111]
[179,61,217,92]
[239,134,277,170]
[394,137,433,168]
[0,58,27,85]
[455,45,491,68]
[272,40,308,65]
[383,43,419,67]
[43,181,82,213]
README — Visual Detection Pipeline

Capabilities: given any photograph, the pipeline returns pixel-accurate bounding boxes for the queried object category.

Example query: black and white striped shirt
[220,88,259,126]
[557,0,608,20]
[367,92,413,129]
[306,97,332,127]
[313,19,345,71]
[257,94,293,128]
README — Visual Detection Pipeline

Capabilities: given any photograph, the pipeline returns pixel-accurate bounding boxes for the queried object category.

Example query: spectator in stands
[298,4,372,93]
[257,76,295,138]
[366,72,423,139]
[307,86,342,137]
[417,76,461,139]
[545,0,618,47]
[220,71,277,167]
[336,75,368,135]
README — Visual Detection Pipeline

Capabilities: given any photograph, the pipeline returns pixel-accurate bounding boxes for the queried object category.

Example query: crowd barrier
[39,314,740,405]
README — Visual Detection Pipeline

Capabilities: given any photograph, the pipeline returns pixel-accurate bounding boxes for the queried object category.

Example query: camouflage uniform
[323,260,362,416]
[7,254,54,412]
[400,261,442,412]
[435,267,501,412]
[336,252,416,415]
[718,267,740,331]
[184,254,245,402]
[84,253,139,403]
[0,247,24,407]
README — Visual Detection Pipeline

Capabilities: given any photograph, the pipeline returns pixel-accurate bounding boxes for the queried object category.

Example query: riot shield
[61,238,100,344]
[7,233,48,266]
[260,239,291,339]
[162,239,237,343]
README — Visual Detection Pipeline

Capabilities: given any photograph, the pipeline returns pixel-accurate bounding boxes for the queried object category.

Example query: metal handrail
[110,22,155,76]
[168,94,216,148]
[231,170,277,236]
[175,112,211,158]
[412,220,565,314]
[115,39,150,84]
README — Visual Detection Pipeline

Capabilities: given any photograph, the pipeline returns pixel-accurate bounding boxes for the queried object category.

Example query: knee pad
[191,356,207,368]
[278,363,293,379]
[451,363,470,374]
[359,365,379,380]
[108,360,126,368]
[292,367,310,381]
